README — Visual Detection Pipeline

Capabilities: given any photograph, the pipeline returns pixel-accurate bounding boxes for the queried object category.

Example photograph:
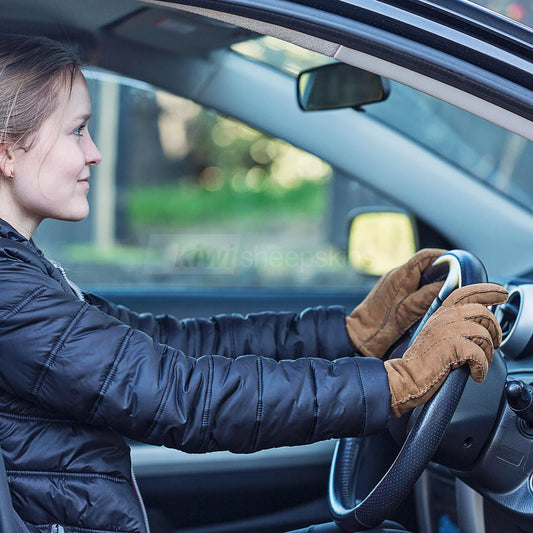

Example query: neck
[0,206,40,240]
[0,183,41,239]
[3,217,38,240]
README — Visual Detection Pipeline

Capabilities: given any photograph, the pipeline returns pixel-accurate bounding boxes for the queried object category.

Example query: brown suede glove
[384,283,508,417]
[346,248,446,358]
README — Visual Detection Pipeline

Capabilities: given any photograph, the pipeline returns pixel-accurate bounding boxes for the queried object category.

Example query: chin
[54,203,90,222]
[70,209,90,222]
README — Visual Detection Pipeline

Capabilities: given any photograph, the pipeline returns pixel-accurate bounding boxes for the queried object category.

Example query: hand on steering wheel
[346,248,446,358]
[330,250,508,532]
[386,283,507,417]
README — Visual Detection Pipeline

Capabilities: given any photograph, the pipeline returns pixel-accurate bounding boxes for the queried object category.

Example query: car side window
[35,71,377,291]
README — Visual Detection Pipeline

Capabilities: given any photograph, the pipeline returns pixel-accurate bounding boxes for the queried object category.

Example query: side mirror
[297,62,390,111]
[347,208,417,276]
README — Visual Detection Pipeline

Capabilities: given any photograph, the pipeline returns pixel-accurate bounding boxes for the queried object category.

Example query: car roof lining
[141,1,341,57]
[110,6,257,57]
[0,0,258,62]
[0,0,140,33]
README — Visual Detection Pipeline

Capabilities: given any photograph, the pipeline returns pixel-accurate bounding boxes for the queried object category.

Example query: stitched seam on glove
[391,356,487,409]
[400,335,457,362]
[463,314,500,344]
[416,314,495,335]
[463,313,494,321]
[391,364,450,408]
[357,253,441,349]
[393,292,413,336]
[392,281,443,336]
[448,286,508,306]
[463,333,494,354]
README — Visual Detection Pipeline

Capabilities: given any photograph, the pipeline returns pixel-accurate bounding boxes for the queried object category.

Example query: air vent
[498,284,533,360]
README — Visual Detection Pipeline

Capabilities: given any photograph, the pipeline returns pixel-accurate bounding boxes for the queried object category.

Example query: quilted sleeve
[85,292,355,361]
[0,261,390,453]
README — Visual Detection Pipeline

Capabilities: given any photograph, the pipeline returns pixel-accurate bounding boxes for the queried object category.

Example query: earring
[9,170,14,178]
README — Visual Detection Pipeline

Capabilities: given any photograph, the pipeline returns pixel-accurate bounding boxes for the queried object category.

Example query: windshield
[233,36,533,214]
[364,81,533,213]
[232,36,335,75]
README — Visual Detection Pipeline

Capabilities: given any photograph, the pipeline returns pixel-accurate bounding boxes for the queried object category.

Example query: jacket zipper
[131,466,151,533]
[53,262,85,302]
[54,263,151,533]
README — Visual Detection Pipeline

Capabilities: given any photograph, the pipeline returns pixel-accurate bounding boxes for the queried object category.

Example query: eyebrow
[73,113,92,122]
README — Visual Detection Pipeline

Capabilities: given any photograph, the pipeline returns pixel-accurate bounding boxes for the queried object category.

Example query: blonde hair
[0,34,81,153]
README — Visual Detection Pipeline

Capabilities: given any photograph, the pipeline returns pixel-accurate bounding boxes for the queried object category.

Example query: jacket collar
[0,217,78,296]
[0,217,43,257]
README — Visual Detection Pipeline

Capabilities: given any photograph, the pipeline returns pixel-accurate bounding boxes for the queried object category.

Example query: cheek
[44,142,86,184]
[63,141,86,174]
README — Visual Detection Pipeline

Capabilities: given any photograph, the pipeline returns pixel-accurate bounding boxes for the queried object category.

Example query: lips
[78,176,90,189]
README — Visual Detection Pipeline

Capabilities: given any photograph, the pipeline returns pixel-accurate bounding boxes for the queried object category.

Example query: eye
[73,124,86,137]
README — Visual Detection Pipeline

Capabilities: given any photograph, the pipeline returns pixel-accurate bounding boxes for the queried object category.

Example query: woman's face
[9,72,101,231]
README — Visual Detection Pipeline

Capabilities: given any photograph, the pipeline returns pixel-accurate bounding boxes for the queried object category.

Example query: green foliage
[147,92,333,231]
[63,243,147,264]
[127,179,327,227]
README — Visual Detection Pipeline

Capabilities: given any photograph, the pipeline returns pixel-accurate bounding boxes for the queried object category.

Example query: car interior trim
[455,478,486,533]
[413,472,432,533]
[145,1,533,141]
[300,0,533,59]
[458,388,533,525]
[138,1,341,57]
[139,0,533,121]
[380,0,533,43]
[499,285,533,360]
[131,440,337,477]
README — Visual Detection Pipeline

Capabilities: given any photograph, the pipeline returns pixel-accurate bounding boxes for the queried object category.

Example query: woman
[0,34,506,533]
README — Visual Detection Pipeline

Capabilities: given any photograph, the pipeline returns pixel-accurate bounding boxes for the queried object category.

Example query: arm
[0,262,390,454]
[85,292,355,361]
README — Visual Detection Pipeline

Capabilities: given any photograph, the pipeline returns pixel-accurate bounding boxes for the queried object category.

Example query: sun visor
[111,8,256,57]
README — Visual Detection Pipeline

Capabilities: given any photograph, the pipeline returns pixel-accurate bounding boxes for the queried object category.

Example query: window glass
[232,36,335,75]
[33,35,532,291]
[364,81,533,212]
[35,71,372,290]
[232,33,533,213]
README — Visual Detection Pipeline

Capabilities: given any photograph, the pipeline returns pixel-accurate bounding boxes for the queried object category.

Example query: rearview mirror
[297,62,390,111]
[346,208,417,276]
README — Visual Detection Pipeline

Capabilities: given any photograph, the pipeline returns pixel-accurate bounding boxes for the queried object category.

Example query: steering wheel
[329,250,488,531]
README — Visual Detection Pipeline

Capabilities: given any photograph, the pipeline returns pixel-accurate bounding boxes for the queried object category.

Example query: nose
[85,130,102,167]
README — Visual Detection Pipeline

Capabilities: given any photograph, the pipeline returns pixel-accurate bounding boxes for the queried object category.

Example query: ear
[0,144,14,178]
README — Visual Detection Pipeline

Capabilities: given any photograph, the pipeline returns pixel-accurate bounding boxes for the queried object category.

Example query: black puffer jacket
[0,219,391,533]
